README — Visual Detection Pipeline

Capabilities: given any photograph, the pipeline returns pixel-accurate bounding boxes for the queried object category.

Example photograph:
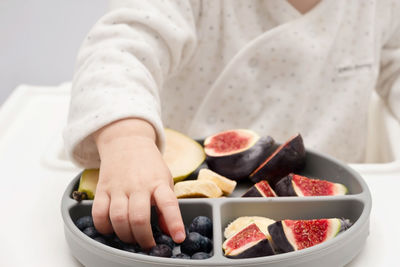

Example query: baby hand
[92,119,186,249]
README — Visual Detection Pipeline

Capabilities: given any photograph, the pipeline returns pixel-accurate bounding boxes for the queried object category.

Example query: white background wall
[0,0,108,104]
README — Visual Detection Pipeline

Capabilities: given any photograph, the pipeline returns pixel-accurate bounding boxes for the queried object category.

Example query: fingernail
[174,231,186,242]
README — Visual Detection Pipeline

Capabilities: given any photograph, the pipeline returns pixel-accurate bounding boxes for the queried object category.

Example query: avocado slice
[73,169,99,201]
[163,128,205,183]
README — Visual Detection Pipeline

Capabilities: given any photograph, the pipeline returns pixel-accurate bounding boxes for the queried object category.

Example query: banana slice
[174,180,223,198]
[197,169,237,195]
[224,216,276,239]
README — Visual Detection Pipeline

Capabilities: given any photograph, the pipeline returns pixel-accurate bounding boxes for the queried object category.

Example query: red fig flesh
[223,223,274,258]
[242,181,277,197]
[275,174,348,196]
[204,129,275,180]
[204,130,255,156]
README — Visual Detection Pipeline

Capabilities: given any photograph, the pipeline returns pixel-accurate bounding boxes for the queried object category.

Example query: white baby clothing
[64,0,400,167]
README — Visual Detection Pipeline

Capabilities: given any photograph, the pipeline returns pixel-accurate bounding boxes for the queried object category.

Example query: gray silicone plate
[61,147,372,267]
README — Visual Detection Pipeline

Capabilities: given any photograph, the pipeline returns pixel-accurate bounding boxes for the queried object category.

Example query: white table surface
[0,84,399,267]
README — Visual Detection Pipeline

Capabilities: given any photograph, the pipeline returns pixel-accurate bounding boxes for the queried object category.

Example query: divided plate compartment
[61,147,372,267]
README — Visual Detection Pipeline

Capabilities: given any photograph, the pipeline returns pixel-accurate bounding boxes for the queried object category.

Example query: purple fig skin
[206,136,275,180]
[226,239,275,259]
[274,174,297,196]
[241,186,263,197]
[267,221,295,253]
[340,219,353,232]
[249,134,306,187]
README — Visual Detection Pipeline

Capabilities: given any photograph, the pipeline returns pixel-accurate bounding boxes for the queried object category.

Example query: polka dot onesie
[64,0,400,167]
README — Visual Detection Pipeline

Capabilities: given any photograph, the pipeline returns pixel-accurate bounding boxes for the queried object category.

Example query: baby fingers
[109,193,135,243]
[128,192,155,249]
[154,184,186,243]
[92,191,113,235]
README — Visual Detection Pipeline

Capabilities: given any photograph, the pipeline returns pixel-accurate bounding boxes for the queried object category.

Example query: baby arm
[64,0,199,249]
[92,118,185,248]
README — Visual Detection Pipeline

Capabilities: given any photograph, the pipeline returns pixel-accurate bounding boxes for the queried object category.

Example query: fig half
[242,180,277,197]
[275,173,348,196]
[223,223,275,258]
[204,129,275,180]
[249,133,306,186]
[268,218,352,253]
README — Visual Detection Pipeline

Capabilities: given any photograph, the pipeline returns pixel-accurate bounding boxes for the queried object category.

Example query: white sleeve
[63,0,198,168]
[376,3,400,122]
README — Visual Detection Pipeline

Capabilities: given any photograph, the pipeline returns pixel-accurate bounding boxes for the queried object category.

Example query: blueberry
[149,244,172,258]
[121,243,136,253]
[93,236,107,245]
[172,253,191,259]
[133,243,142,252]
[180,232,203,256]
[75,216,94,230]
[155,234,175,249]
[199,236,213,253]
[152,223,163,238]
[82,226,99,238]
[104,234,124,249]
[191,252,211,259]
[189,216,212,238]
[185,225,190,236]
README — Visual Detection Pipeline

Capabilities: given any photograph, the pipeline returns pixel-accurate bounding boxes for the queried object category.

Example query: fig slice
[242,180,277,198]
[275,173,348,196]
[224,216,276,240]
[249,133,306,186]
[268,218,352,253]
[204,129,275,180]
[163,128,205,183]
[174,180,223,198]
[72,169,99,201]
[223,223,275,258]
[197,168,237,195]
